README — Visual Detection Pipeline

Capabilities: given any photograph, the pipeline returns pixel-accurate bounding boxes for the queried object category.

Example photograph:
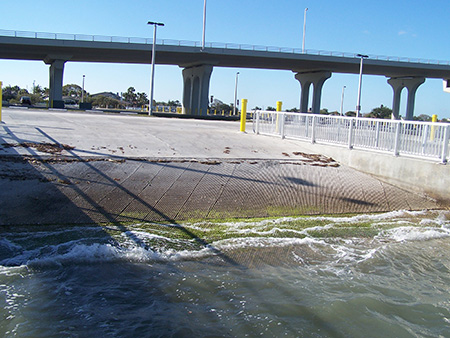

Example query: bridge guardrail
[1,28,449,66]
[252,111,450,163]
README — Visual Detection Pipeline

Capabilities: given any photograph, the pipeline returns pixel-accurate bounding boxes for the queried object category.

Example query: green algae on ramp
[96,210,450,253]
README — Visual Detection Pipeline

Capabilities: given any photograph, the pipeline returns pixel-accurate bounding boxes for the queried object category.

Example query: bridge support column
[387,77,425,120]
[182,65,213,116]
[294,71,332,113]
[45,59,66,108]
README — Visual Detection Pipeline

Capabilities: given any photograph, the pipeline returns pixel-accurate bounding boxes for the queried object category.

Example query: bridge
[2,29,450,118]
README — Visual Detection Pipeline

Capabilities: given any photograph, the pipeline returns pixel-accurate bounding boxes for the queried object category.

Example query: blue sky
[1,0,450,117]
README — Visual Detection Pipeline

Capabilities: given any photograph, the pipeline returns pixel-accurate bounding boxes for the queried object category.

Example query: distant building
[91,92,122,100]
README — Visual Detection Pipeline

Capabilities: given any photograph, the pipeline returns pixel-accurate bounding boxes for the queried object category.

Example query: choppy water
[1,210,449,337]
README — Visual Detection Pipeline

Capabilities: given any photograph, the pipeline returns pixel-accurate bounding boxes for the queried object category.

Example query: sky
[1,0,450,118]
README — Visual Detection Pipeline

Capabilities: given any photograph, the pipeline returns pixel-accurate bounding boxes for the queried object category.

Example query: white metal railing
[1,29,450,66]
[252,111,450,163]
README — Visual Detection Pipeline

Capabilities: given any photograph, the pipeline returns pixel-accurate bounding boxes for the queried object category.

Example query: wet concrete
[0,108,441,226]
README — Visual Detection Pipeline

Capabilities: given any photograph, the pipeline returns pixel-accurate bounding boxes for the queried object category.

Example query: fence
[252,111,450,163]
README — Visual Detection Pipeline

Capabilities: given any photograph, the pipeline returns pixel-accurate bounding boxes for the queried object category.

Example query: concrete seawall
[288,141,450,204]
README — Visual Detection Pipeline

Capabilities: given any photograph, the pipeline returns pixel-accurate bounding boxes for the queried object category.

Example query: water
[1,210,449,337]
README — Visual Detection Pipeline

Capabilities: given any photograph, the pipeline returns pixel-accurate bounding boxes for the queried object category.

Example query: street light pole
[81,75,85,103]
[355,54,368,118]
[202,0,207,50]
[302,8,308,53]
[233,72,240,115]
[340,85,346,116]
[148,21,164,116]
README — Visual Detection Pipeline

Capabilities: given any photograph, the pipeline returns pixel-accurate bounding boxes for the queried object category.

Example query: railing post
[394,121,402,156]
[375,121,380,148]
[305,116,309,138]
[441,125,450,163]
[311,115,316,143]
[348,118,354,149]
[280,113,286,139]
[255,111,260,135]
[422,125,429,154]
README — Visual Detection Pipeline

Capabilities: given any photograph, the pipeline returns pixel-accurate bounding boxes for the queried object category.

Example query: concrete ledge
[293,140,450,204]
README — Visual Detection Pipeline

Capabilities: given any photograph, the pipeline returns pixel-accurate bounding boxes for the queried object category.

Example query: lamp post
[202,0,207,50]
[148,21,164,115]
[355,54,368,118]
[340,85,346,116]
[233,72,240,115]
[81,75,85,103]
[302,8,308,53]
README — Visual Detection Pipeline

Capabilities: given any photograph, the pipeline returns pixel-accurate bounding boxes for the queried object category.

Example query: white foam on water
[23,243,161,267]
[121,230,190,244]
[212,236,325,251]
[189,209,435,231]
[2,210,448,268]
[377,226,450,242]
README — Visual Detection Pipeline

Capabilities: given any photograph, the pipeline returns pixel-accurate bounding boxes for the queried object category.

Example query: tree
[210,99,232,113]
[136,92,148,106]
[63,84,83,99]
[414,114,432,121]
[18,88,29,96]
[87,95,125,109]
[319,108,329,115]
[367,105,392,119]
[167,100,181,107]
[267,106,276,111]
[122,87,137,105]
[2,85,21,101]
[33,84,45,96]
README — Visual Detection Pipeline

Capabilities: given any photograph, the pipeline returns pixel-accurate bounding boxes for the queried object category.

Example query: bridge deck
[1,31,450,78]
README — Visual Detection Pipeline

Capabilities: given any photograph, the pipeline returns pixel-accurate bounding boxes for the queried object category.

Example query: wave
[376,226,450,242]
[0,210,448,268]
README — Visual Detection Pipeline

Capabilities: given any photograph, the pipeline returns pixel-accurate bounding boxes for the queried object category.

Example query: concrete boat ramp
[0,108,441,226]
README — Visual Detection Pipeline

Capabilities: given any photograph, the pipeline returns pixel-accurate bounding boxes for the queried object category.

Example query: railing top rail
[1,28,449,66]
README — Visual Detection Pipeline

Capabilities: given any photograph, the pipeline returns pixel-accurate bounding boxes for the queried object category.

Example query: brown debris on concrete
[2,142,75,154]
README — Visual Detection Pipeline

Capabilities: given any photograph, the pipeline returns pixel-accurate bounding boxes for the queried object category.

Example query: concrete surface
[0,108,442,226]
[290,138,450,204]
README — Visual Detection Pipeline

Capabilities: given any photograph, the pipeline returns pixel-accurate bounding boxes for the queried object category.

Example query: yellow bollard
[431,114,438,141]
[276,101,282,112]
[275,101,282,133]
[0,81,2,122]
[240,99,248,132]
